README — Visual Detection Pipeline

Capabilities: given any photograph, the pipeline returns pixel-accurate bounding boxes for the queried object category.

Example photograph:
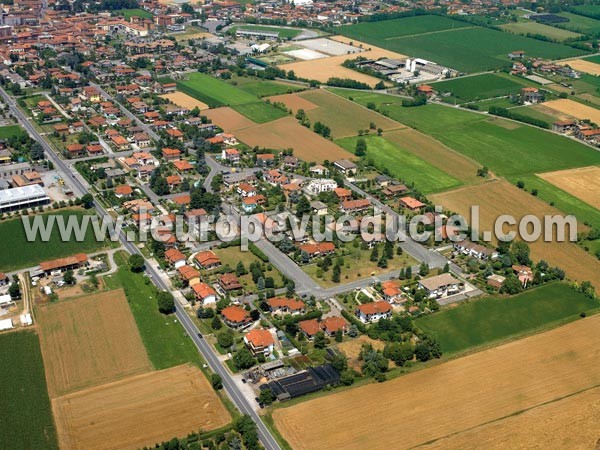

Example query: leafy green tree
[157,291,175,314]
[313,331,328,349]
[81,193,94,209]
[8,282,20,299]
[217,330,234,348]
[233,347,255,370]
[211,373,223,390]
[63,270,76,285]
[211,315,223,330]
[355,138,367,157]
[129,254,145,272]
[258,388,275,406]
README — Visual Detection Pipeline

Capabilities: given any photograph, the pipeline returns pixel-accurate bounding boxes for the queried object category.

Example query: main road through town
[0,86,282,450]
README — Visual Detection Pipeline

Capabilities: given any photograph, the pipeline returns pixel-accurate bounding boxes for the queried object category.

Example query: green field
[0,209,111,272]
[464,97,517,111]
[500,20,582,41]
[571,4,600,18]
[233,78,303,97]
[508,104,563,124]
[0,124,26,138]
[416,283,599,354]
[340,15,587,72]
[431,73,536,103]
[116,8,153,19]
[231,25,302,39]
[557,11,600,34]
[330,89,600,179]
[0,331,58,449]
[335,134,461,193]
[104,251,203,369]
[177,73,288,122]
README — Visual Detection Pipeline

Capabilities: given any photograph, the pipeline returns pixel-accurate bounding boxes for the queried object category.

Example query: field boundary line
[384,25,478,41]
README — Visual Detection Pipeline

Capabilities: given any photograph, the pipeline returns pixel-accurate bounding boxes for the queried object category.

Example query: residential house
[418,273,462,299]
[267,297,306,315]
[487,274,506,290]
[256,153,275,166]
[309,164,329,177]
[398,196,425,211]
[244,328,275,355]
[334,187,352,201]
[164,248,187,269]
[173,159,194,173]
[66,143,85,157]
[114,184,133,198]
[341,198,370,213]
[237,182,257,198]
[381,280,403,303]
[521,87,543,104]
[177,265,200,286]
[283,155,299,169]
[162,147,181,161]
[299,242,335,259]
[512,265,533,287]
[355,302,392,323]
[454,240,498,260]
[311,201,328,216]
[194,250,221,270]
[219,273,242,292]
[222,148,240,165]
[193,282,217,304]
[321,316,349,336]
[382,184,408,198]
[0,272,7,286]
[306,179,337,195]
[221,305,252,329]
[299,318,321,339]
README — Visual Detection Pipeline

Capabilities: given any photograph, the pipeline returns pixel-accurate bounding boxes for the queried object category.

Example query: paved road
[0,86,281,450]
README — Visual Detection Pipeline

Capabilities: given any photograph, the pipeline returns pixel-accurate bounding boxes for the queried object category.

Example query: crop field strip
[273,314,600,450]
[339,15,588,72]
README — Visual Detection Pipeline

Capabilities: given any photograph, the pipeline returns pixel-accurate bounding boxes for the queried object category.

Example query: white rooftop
[0,184,48,205]
[0,318,13,330]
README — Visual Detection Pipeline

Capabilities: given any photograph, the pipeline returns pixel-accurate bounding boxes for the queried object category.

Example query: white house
[306,179,337,195]
[355,301,392,323]
[418,273,463,299]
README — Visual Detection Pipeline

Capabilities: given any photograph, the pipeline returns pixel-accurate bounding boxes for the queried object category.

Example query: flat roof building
[0,184,49,212]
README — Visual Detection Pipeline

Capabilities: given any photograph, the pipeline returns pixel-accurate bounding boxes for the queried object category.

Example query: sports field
[538,166,600,209]
[37,289,152,396]
[500,20,582,40]
[543,98,600,124]
[273,314,600,449]
[235,116,354,163]
[0,209,110,272]
[336,134,461,193]
[416,283,598,354]
[160,91,208,110]
[298,89,401,138]
[430,180,600,290]
[0,331,58,450]
[339,15,587,72]
[431,73,538,103]
[53,364,231,450]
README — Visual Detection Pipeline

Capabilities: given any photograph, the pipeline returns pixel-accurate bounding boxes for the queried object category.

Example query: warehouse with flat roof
[0,184,50,212]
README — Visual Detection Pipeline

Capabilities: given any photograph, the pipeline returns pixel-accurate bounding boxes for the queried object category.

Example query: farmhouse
[39,253,88,275]
[222,305,252,329]
[355,301,392,323]
[267,297,306,315]
[418,273,462,299]
[552,120,577,134]
[192,282,217,304]
[244,328,275,355]
[194,250,221,270]
[521,87,543,104]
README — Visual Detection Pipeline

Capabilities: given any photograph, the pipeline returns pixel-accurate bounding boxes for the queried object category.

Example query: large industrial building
[0,184,50,212]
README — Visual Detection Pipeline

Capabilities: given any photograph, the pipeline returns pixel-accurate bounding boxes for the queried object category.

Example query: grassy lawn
[213,246,284,291]
[0,209,112,272]
[231,25,302,39]
[105,251,203,369]
[335,134,461,194]
[304,243,417,288]
[340,15,587,72]
[231,102,288,123]
[0,331,58,449]
[500,21,583,41]
[416,283,599,355]
[0,124,26,138]
[431,73,539,104]
[116,8,152,19]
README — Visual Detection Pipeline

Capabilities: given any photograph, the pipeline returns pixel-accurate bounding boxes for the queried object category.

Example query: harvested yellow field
[543,98,600,124]
[278,36,406,87]
[203,106,256,132]
[268,93,319,112]
[161,91,209,110]
[539,166,600,209]
[385,128,485,185]
[430,180,600,290]
[562,58,600,76]
[273,315,600,450]
[53,364,231,450]
[424,385,600,449]
[37,289,152,397]
[235,116,354,163]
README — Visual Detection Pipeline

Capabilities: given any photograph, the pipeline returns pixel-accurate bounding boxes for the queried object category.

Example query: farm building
[0,185,50,212]
[260,364,340,401]
[38,253,88,275]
